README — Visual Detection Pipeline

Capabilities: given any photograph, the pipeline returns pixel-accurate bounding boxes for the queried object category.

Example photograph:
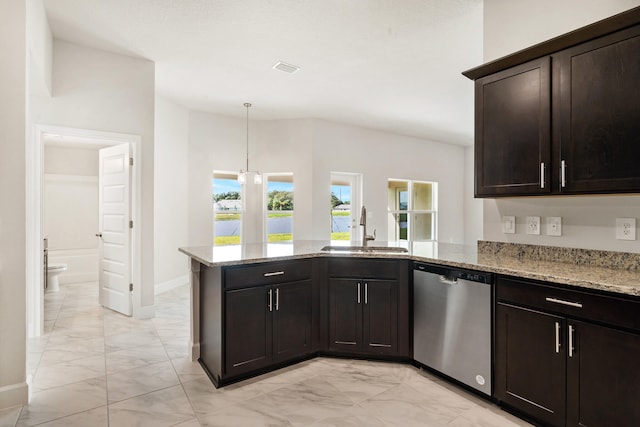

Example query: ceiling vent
[272,61,300,74]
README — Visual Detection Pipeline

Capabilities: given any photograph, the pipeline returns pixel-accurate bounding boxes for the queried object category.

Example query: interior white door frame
[27,124,142,337]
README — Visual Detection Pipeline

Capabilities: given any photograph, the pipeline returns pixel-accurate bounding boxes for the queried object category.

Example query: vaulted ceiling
[42,0,483,146]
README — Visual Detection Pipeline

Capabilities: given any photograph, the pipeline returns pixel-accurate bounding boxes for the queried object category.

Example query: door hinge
[129,283,133,292]
[129,157,134,166]
[129,220,133,229]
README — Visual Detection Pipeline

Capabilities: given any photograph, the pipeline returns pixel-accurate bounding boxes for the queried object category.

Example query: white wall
[26,0,52,97]
[44,145,99,285]
[31,40,157,313]
[464,146,483,245]
[187,113,466,245]
[0,0,28,410]
[154,96,189,291]
[482,0,640,253]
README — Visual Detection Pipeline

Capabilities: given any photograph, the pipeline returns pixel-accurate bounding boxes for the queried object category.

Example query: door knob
[95,233,103,238]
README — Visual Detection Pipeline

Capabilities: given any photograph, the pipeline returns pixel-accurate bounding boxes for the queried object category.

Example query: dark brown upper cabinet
[555,25,640,194]
[475,58,551,197]
[465,6,640,197]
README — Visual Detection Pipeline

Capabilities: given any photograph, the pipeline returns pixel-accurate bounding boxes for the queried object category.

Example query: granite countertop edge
[178,244,640,298]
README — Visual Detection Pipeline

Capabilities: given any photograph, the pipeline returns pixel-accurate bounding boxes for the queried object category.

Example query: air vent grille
[272,61,300,74]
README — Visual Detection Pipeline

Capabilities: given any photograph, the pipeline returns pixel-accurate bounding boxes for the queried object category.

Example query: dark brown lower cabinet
[496,277,640,427]
[328,278,399,356]
[495,303,566,426]
[225,279,312,378]
[566,320,640,427]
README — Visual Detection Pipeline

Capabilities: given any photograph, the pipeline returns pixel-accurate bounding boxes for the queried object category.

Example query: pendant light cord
[244,102,251,172]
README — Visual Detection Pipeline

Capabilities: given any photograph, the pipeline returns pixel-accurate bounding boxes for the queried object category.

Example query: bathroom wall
[31,40,156,317]
[44,145,99,285]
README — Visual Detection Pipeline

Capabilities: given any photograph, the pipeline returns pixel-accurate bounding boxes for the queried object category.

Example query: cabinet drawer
[224,260,312,290]
[497,276,640,332]
[328,258,399,279]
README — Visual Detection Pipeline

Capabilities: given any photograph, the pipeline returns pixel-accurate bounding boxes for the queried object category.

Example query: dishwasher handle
[438,275,458,285]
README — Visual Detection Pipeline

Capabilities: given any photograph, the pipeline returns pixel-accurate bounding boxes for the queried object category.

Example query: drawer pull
[263,271,285,277]
[568,325,575,358]
[555,321,560,354]
[545,297,583,308]
[364,282,368,304]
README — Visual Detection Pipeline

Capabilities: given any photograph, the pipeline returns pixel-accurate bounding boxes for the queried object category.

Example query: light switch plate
[616,218,636,240]
[526,216,541,235]
[502,216,515,234]
[547,217,562,236]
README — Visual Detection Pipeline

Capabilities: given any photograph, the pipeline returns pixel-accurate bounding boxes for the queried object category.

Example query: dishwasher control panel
[414,262,493,284]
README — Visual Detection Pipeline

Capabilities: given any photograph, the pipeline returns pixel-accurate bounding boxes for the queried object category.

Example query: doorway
[27,125,142,337]
[330,172,362,243]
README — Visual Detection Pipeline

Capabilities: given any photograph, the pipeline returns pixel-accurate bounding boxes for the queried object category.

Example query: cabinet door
[566,320,640,427]
[475,57,551,197]
[363,280,398,355]
[224,286,272,376]
[272,280,312,363]
[495,303,566,426]
[328,279,362,352]
[557,25,640,194]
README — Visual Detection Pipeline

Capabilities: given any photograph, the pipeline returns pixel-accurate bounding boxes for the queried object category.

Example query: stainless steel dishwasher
[413,262,493,396]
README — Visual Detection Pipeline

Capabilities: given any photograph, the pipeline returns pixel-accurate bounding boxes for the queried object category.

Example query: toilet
[47,263,67,292]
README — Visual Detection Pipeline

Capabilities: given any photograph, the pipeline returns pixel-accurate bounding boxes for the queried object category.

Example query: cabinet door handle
[364,282,368,304]
[357,282,361,304]
[546,297,583,308]
[568,325,574,358]
[561,160,567,188]
[540,162,545,189]
[268,289,273,312]
[555,321,561,354]
[264,271,285,277]
[275,288,279,311]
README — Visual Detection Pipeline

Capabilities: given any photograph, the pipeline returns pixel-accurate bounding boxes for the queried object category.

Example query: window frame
[387,179,438,243]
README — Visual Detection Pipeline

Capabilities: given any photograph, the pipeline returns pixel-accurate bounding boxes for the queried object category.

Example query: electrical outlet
[616,218,636,240]
[502,216,515,234]
[526,216,541,235]
[547,217,562,237]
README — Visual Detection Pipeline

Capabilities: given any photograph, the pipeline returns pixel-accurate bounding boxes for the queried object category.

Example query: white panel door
[98,143,132,316]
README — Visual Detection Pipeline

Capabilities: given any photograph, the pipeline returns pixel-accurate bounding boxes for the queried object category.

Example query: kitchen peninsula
[180,241,640,426]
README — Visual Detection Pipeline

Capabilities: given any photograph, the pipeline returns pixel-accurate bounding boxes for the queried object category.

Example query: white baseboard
[0,381,28,410]
[155,275,189,295]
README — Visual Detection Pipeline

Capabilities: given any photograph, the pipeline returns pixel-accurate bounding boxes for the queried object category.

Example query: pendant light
[237,102,262,184]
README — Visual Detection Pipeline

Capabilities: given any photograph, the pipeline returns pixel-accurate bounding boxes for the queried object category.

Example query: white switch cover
[526,216,541,235]
[616,218,636,240]
[547,217,562,236]
[502,216,515,234]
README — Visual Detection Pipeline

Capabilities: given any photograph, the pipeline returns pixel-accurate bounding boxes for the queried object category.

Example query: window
[387,179,437,242]
[265,174,294,242]
[213,172,242,245]
[330,183,351,241]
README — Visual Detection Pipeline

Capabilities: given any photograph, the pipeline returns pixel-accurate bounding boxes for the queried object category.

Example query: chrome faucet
[360,206,376,246]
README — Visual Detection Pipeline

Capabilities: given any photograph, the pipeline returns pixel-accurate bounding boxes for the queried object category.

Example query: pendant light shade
[238,102,261,184]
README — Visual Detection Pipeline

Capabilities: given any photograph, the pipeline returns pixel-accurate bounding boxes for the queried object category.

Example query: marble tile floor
[0,281,533,427]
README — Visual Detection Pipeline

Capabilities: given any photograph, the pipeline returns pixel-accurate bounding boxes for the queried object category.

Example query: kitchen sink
[320,245,408,253]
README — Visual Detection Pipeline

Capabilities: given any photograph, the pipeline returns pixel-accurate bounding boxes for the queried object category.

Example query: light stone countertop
[179,240,640,297]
